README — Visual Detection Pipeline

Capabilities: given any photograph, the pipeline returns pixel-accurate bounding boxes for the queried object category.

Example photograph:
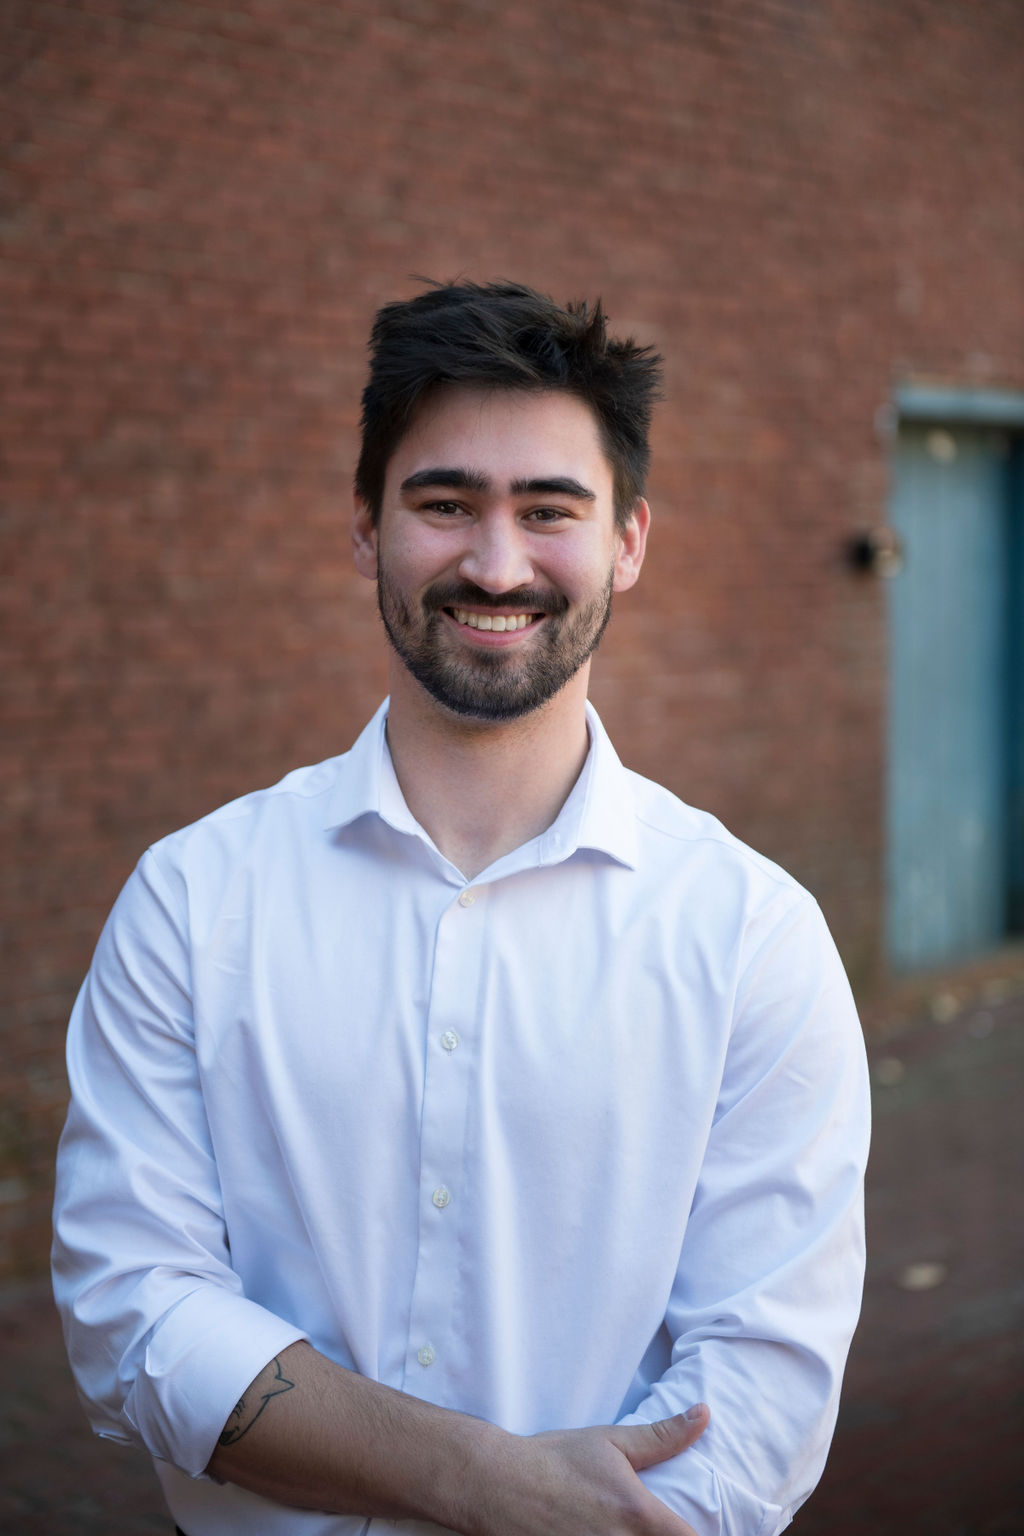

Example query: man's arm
[617,894,870,1536]
[53,851,309,1470]
[208,1340,710,1536]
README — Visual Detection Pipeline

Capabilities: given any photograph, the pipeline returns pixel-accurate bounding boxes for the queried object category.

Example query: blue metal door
[886,424,1014,969]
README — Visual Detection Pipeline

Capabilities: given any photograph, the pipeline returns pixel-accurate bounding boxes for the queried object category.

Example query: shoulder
[615,765,846,991]
[140,753,354,908]
[623,765,809,905]
[85,749,364,988]
[168,755,343,842]
[180,756,345,833]
[620,771,861,1077]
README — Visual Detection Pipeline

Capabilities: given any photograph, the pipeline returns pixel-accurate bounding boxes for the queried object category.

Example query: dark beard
[377,571,615,722]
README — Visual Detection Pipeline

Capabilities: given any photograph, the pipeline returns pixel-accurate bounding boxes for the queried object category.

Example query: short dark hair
[355,280,662,530]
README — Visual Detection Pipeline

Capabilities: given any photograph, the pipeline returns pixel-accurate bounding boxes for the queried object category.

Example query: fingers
[609,1405,710,1472]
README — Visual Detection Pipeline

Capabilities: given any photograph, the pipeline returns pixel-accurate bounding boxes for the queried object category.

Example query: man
[53,281,870,1536]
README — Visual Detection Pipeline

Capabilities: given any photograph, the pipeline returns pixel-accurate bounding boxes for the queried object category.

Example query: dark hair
[355,280,662,530]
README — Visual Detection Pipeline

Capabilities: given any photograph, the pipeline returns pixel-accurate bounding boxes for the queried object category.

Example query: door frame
[886,382,1024,969]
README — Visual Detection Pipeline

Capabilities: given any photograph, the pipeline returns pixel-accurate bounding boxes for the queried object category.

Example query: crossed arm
[207,1341,709,1535]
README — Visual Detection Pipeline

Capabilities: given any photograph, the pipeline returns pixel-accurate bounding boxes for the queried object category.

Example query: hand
[463,1406,710,1536]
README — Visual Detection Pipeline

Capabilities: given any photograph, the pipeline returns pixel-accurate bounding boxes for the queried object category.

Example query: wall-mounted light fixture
[847,527,905,578]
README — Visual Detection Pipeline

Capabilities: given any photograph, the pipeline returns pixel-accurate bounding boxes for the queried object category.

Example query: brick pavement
[2,984,1022,1535]
[798,980,1024,1536]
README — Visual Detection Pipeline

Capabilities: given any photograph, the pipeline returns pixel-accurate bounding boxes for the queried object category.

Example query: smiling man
[369,391,624,727]
[53,281,870,1536]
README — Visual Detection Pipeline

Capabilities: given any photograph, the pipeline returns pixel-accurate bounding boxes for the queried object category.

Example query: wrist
[427,1414,513,1536]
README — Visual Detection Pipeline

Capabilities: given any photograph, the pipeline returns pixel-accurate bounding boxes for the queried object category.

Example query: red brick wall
[4,0,1023,1281]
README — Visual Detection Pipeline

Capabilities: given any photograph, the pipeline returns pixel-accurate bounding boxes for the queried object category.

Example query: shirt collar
[324,698,637,870]
[322,698,397,834]
[542,701,637,869]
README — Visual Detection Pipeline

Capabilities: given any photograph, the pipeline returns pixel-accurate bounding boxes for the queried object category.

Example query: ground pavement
[2,970,1022,1535]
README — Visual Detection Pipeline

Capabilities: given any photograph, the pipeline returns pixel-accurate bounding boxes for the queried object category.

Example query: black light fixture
[847,527,905,578]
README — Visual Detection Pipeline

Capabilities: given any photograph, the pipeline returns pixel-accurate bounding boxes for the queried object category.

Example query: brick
[2,0,1024,1283]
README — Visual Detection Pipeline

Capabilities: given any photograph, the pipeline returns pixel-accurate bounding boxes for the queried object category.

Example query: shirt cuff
[122,1285,308,1477]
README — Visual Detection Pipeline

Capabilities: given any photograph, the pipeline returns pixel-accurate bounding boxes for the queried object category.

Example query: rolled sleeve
[52,850,307,1477]
[630,1451,783,1536]
[123,1286,306,1475]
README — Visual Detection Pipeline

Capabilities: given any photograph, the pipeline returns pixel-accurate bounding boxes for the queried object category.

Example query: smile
[449,609,538,632]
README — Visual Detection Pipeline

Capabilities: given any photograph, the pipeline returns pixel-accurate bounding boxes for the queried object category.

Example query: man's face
[352,387,648,723]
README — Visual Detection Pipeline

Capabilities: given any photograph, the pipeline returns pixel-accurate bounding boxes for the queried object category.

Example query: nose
[458,513,535,595]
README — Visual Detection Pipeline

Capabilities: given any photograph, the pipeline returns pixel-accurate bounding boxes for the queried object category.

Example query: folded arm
[209,1340,709,1535]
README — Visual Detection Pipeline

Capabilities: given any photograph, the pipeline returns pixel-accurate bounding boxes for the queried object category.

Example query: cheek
[376,546,423,600]
[385,525,461,582]
[542,538,609,587]
[557,549,618,603]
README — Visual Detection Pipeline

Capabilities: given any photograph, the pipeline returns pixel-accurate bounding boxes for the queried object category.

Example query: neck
[384,665,592,880]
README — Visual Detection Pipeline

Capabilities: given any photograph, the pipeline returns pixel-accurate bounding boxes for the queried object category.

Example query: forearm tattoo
[218,1356,296,1446]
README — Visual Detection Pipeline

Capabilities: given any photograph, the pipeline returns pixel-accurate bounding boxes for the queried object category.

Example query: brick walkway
[3,985,1022,1535]
[799,982,1024,1536]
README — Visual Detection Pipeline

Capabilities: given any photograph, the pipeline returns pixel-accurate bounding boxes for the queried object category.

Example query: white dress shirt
[53,700,869,1536]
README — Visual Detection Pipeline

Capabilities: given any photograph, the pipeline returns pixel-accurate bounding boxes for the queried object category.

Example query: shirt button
[417,1344,436,1367]
[441,1030,460,1052]
[457,889,476,908]
[432,1186,451,1209]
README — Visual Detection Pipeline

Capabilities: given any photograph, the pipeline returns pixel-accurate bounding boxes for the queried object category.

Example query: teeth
[452,609,534,632]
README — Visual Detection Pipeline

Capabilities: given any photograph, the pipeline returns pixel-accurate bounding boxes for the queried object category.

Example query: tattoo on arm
[218,1356,296,1446]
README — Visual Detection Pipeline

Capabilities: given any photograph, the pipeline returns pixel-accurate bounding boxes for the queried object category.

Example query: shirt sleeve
[616,891,871,1536]
[51,848,308,1477]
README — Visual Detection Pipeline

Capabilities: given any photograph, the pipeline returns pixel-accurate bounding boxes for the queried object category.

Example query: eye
[525,506,569,524]
[422,500,466,517]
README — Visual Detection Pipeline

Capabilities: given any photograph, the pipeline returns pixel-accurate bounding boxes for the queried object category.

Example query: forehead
[384,386,614,494]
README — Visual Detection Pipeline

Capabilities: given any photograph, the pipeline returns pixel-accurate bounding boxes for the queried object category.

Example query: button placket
[402,883,487,1397]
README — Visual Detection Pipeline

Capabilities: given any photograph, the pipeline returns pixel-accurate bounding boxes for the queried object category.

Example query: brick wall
[3,0,1023,1281]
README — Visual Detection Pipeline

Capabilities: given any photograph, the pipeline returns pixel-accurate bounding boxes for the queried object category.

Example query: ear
[612,498,650,594]
[352,494,379,581]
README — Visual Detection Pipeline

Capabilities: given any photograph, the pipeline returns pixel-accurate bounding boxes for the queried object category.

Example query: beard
[377,567,615,722]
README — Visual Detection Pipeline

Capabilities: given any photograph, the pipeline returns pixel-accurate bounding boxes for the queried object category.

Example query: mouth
[448,608,540,633]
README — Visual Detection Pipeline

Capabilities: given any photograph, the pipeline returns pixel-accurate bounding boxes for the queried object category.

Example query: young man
[53,282,870,1536]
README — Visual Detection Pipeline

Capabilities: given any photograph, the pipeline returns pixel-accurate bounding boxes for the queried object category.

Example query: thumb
[608,1405,710,1472]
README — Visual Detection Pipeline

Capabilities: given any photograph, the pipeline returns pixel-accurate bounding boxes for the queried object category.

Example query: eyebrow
[510,476,596,502]
[400,467,490,494]
[400,467,596,502]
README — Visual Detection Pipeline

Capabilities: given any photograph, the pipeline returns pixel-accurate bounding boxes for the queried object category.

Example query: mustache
[423,581,568,617]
